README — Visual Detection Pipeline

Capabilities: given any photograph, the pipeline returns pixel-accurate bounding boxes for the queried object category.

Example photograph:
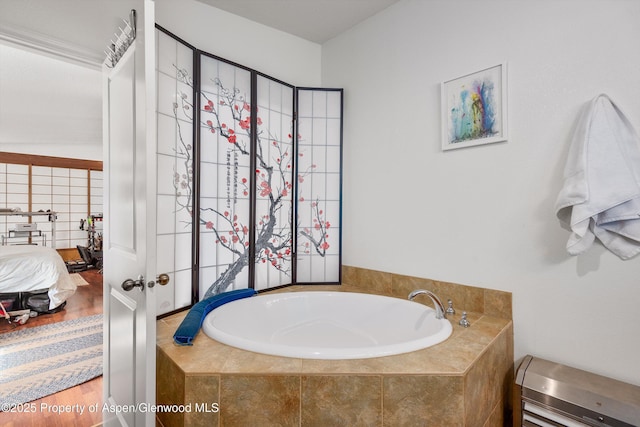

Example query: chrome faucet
[408,289,447,319]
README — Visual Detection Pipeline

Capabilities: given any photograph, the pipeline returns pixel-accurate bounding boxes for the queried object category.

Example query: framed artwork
[441,63,507,151]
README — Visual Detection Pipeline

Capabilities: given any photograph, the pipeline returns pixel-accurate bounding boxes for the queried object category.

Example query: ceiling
[0,0,399,149]
[0,0,400,67]
[195,0,401,44]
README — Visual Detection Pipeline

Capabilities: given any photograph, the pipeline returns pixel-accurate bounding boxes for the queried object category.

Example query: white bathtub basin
[201,291,453,359]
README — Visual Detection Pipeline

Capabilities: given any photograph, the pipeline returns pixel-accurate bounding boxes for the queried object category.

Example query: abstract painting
[441,63,507,150]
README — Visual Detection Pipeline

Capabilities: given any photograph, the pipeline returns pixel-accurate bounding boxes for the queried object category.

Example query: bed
[0,245,76,311]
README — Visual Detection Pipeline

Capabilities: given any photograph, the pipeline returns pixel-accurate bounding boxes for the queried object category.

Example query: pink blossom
[259,181,271,197]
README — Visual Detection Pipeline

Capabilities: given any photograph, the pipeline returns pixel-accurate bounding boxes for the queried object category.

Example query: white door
[102,1,160,426]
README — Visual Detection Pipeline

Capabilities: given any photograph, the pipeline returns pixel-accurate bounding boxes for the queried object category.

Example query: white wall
[0,42,102,160]
[155,0,321,87]
[322,0,640,386]
[0,0,320,162]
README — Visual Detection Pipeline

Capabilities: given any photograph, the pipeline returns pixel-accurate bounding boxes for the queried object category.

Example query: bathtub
[201,291,452,359]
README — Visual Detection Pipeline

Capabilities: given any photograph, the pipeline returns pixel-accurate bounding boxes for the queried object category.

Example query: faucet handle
[446,299,456,315]
[459,312,470,328]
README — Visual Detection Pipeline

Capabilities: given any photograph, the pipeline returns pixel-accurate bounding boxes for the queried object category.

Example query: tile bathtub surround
[342,265,512,319]
[156,266,514,426]
[301,376,382,425]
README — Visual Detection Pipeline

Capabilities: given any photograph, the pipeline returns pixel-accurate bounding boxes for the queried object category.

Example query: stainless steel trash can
[514,355,640,427]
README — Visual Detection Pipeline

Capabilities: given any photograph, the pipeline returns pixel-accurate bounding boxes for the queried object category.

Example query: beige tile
[383,375,464,426]
[341,266,514,319]
[166,335,235,374]
[184,375,220,427]
[156,314,186,347]
[341,265,358,286]
[156,311,233,374]
[484,289,513,319]
[429,335,487,373]
[302,357,388,375]
[391,274,437,300]
[156,266,514,427]
[220,375,300,426]
[502,323,515,418]
[432,280,468,313]
[269,284,343,294]
[483,399,506,427]
[156,348,185,427]
[471,316,511,342]
[342,265,393,295]
[221,347,303,374]
[302,376,382,426]
[439,281,485,313]
[462,284,485,313]
[464,327,513,426]
[378,346,465,375]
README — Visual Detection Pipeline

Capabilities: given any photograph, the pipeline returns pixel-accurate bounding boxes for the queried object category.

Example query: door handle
[121,275,145,291]
[147,273,170,288]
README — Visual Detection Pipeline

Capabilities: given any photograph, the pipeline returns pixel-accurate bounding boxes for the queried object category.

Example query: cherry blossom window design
[156,26,342,309]
[155,28,196,315]
[198,54,253,298]
[253,76,295,291]
[296,89,342,283]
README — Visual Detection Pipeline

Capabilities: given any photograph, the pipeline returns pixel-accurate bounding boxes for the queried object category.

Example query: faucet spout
[408,289,447,319]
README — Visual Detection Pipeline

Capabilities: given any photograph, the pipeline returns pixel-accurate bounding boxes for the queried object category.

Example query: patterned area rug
[0,314,102,406]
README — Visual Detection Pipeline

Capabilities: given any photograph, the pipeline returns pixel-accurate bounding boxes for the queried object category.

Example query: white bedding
[0,245,77,309]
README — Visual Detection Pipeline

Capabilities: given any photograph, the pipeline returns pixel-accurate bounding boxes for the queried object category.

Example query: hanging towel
[173,288,256,346]
[555,94,640,260]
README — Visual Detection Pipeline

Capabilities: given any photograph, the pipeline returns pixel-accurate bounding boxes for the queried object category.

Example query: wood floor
[0,269,104,427]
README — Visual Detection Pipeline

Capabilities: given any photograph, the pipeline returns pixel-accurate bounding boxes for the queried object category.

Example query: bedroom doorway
[0,269,103,426]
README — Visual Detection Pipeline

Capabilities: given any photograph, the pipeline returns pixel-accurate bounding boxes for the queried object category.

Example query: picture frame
[441,62,508,151]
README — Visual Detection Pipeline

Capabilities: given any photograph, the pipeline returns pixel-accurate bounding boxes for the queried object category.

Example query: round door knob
[121,277,144,291]
[147,273,170,288]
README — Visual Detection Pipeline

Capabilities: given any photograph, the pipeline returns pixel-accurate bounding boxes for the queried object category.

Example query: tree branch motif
[171,66,330,297]
[172,73,194,223]
[298,199,331,256]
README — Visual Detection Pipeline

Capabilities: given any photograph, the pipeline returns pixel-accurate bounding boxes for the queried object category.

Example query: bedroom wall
[321,0,640,385]
[0,0,319,186]
[1,0,321,162]
[0,42,102,160]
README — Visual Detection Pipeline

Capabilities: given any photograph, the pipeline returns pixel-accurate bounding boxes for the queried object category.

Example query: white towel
[555,94,640,260]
